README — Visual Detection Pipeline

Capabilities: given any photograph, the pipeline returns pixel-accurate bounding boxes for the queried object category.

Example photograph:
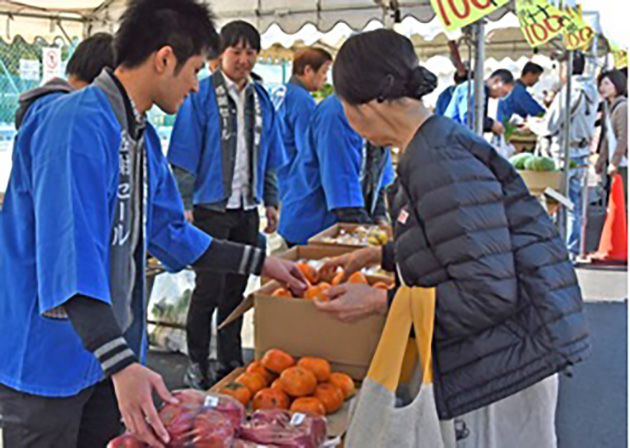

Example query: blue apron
[279,94,390,244]
[435,85,456,116]
[272,80,317,202]
[167,75,286,206]
[0,86,210,397]
[498,81,545,122]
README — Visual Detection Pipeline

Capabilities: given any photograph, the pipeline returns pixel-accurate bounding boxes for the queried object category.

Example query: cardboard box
[518,170,563,196]
[216,273,391,443]
[210,365,355,440]
[220,276,390,381]
[269,245,393,285]
[308,223,392,250]
[279,245,358,261]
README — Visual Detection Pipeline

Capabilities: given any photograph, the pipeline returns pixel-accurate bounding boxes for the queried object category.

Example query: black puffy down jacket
[383,115,591,419]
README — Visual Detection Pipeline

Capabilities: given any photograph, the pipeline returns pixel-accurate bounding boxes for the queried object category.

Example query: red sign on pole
[42,47,62,83]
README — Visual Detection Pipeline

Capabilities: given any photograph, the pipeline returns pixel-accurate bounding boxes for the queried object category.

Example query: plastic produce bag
[148,271,195,324]
[147,270,195,353]
[108,389,245,448]
[494,135,516,160]
[107,433,147,447]
[240,410,327,448]
[233,440,281,447]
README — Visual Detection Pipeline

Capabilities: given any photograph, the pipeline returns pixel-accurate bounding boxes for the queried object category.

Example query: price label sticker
[204,395,219,408]
[290,413,306,426]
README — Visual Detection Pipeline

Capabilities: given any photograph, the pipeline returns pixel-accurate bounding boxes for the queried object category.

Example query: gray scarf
[210,71,263,209]
[94,70,148,335]
[43,70,147,336]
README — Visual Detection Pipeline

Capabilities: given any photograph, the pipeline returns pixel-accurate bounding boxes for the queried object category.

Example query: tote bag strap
[366,284,436,391]
[410,286,436,384]
[367,286,414,391]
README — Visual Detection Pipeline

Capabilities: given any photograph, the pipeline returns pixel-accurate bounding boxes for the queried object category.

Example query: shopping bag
[495,135,516,159]
[345,286,455,448]
[147,270,195,353]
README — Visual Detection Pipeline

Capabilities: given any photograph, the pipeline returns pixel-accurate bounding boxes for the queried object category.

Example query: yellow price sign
[611,43,628,68]
[431,0,511,32]
[615,50,628,68]
[517,0,595,50]
[562,6,595,51]
[516,0,565,48]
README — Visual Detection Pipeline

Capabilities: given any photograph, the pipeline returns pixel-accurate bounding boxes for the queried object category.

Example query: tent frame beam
[0,10,85,23]
[215,0,427,24]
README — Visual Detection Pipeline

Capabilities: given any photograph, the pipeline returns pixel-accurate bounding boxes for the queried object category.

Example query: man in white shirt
[168,21,286,388]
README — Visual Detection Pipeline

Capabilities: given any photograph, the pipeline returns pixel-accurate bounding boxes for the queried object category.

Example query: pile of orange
[272,263,391,300]
[219,349,356,417]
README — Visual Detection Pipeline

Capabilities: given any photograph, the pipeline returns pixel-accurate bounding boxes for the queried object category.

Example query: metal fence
[0,37,75,127]
[0,35,293,190]
[0,37,76,192]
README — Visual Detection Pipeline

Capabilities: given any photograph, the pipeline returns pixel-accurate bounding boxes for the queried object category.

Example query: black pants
[604,166,628,209]
[187,207,259,380]
[0,380,121,448]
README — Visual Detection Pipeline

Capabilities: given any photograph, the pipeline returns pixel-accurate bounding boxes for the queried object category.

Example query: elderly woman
[317,29,590,447]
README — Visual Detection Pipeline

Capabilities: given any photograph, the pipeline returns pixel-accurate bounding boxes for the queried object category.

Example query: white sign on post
[42,47,62,83]
[19,59,40,81]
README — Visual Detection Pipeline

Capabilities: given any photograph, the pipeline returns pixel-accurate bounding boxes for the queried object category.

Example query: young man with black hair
[435,69,470,116]
[445,68,515,135]
[168,20,288,389]
[272,47,333,203]
[14,32,115,129]
[498,61,546,123]
[0,2,306,447]
[539,51,599,257]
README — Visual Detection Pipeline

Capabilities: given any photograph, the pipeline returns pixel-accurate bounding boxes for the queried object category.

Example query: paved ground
[575,264,628,302]
[556,298,627,448]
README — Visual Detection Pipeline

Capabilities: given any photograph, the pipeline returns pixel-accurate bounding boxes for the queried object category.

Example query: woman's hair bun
[406,66,438,99]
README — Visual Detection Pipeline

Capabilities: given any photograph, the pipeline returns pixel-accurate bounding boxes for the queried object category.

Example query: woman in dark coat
[317,30,590,447]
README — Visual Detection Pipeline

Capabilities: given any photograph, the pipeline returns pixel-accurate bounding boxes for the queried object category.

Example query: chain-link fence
[0,37,75,126]
[0,37,75,192]
[0,36,293,190]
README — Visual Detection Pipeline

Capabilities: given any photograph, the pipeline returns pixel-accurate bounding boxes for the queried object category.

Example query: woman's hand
[319,247,381,284]
[262,257,308,296]
[608,163,619,178]
[314,284,388,323]
[264,206,279,234]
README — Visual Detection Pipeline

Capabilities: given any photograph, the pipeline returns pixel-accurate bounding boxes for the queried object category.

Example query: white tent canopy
[0,0,109,42]
[0,0,601,53]
[260,14,568,62]
[90,0,515,35]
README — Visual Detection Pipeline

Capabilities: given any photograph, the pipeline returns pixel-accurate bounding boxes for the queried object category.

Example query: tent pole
[558,50,574,242]
[473,20,486,135]
[0,58,18,94]
[579,16,601,259]
[466,28,473,130]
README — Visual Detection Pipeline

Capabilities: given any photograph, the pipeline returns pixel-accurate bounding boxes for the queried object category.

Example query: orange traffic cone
[592,174,627,264]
